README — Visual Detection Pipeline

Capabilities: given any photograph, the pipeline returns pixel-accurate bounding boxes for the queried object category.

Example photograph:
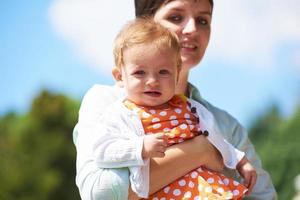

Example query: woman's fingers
[244,170,257,195]
[247,171,257,194]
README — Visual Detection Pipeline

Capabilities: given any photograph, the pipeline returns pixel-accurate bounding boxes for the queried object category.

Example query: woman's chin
[182,60,200,70]
[181,56,202,70]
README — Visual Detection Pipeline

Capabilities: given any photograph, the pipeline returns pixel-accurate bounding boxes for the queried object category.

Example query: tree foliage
[0,90,80,200]
[249,104,300,199]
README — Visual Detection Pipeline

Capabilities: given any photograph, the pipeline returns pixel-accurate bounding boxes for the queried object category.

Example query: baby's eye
[159,69,171,75]
[167,14,183,23]
[133,70,145,76]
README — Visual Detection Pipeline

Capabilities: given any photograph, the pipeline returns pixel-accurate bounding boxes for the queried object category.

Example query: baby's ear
[112,66,122,81]
[112,67,124,87]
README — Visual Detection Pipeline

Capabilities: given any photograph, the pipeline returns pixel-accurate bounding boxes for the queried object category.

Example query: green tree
[249,104,300,199]
[0,90,80,200]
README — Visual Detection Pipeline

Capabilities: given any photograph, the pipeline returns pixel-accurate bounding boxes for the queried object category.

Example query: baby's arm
[92,112,170,168]
[148,135,224,194]
[91,116,146,168]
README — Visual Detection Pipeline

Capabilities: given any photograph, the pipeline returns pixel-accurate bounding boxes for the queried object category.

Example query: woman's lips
[182,43,196,49]
[181,43,197,52]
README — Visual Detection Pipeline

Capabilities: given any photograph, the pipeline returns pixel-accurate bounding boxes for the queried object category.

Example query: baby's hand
[237,156,257,195]
[142,133,168,158]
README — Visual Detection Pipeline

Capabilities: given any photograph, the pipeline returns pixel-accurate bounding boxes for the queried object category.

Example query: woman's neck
[176,71,189,96]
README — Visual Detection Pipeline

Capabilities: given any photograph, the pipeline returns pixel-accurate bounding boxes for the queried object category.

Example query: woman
[74,0,276,199]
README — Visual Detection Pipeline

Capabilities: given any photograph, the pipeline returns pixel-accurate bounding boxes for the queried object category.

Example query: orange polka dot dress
[124,95,247,200]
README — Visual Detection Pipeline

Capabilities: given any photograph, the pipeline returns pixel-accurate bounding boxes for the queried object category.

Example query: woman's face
[154,0,212,72]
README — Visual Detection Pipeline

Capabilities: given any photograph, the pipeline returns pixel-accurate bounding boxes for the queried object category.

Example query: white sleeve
[192,99,245,169]
[91,111,147,168]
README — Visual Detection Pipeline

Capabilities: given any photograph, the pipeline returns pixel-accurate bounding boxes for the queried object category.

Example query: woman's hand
[237,156,257,195]
[148,135,224,194]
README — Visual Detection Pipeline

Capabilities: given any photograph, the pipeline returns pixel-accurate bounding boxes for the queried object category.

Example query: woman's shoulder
[188,83,240,127]
[188,83,236,121]
[200,98,241,128]
[196,98,236,121]
[189,96,245,142]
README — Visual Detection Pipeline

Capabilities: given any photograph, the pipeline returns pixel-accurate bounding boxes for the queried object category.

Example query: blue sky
[1,0,300,127]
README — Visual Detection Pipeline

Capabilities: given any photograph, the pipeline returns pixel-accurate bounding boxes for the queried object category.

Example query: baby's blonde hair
[113,18,181,70]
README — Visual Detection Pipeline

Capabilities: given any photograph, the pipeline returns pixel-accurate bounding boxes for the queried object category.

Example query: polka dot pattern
[124,95,247,200]
[124,95,201,145]
[149,167,247,200]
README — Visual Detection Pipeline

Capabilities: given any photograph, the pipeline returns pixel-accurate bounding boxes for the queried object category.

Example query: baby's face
[121,43,179,107]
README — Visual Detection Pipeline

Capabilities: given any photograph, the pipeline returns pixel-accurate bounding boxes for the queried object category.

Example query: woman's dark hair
[135,0,214,17]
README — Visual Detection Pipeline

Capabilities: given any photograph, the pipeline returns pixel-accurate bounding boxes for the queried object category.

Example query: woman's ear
[112,67,124,87]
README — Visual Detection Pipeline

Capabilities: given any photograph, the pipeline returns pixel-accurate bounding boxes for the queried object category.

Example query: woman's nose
[182,18,197,35]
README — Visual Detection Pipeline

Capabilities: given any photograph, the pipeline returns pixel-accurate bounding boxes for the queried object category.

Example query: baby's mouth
[144,91,162,97]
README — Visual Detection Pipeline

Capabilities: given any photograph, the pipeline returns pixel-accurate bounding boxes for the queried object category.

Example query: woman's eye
[167,14,183,23]
[197,17,209,26]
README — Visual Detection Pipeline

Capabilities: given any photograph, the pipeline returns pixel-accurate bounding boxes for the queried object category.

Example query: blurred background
[1,0,299,199]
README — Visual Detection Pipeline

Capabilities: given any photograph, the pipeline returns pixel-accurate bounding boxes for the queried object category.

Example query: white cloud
[49,0,134,73]
[209,0,300,69]
[49,0,300,73]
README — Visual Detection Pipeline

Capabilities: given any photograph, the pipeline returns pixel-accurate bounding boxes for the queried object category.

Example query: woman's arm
[75,85,128,200]
[202,99,277,199]
[148,135,224,194]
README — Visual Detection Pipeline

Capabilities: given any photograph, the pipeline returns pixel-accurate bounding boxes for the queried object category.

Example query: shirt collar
[187,82,202,102]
